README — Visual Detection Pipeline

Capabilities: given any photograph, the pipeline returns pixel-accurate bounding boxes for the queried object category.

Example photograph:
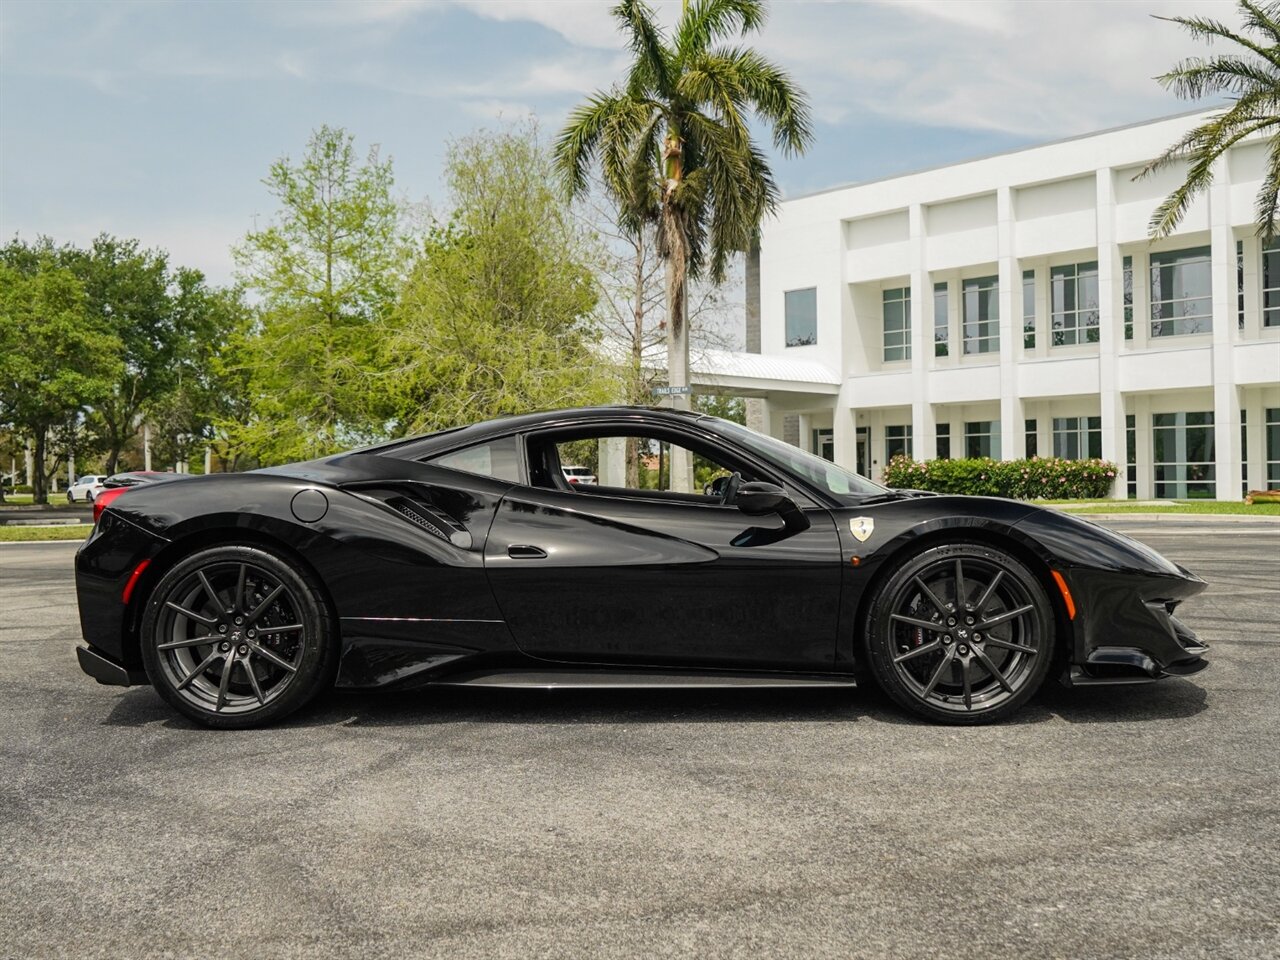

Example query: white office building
[702,111,1280,500]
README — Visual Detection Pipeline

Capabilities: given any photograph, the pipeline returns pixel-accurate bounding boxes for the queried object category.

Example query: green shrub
[882,455,1118,500]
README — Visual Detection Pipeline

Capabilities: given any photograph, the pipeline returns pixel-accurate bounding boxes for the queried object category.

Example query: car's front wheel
[864,541,1054,724]
[140,544,337,728]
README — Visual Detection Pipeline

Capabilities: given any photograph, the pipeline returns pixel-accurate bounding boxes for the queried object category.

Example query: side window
[539,432,748,499]
[426,436,521,482]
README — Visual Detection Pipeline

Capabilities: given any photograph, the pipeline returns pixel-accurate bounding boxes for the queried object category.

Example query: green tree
[1144,0,1280,238]
[555,0,812,488]
[232,125,409,463]
[148,279,248,471]
[1,235,179,474]
[0,261,122,503]
[387,127,615,431]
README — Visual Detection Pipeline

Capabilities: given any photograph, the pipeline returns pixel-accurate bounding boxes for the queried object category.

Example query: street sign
[651,385,692,396]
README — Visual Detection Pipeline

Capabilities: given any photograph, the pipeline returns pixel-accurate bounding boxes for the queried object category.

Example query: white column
[832,386,857,472]
[143,423,152,472]
[1133,394,1154,499]
[1209,164,1242,500]
[1244,390,1264,493]
[598,436,626,487]
[797,414,812,452]
[996,186,1022,459]
[908,203,936,460]
[68,452,76,486]
[1096,168,1127,499]
[204,445,213,475]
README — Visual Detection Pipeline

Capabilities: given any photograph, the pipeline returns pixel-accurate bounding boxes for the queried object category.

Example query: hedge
[882,455,1118,500]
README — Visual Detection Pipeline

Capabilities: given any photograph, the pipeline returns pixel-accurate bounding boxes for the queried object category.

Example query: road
[1,521,1277,959]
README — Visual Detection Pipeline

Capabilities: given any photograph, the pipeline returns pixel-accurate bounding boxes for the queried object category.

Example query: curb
[1068,512,1280,524]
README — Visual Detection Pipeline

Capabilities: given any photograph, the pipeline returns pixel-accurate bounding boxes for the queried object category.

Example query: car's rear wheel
[140,545,337,728]
[864,541,1054,724]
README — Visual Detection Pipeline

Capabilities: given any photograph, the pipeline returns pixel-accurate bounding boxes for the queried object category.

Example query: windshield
[706,418,887,500]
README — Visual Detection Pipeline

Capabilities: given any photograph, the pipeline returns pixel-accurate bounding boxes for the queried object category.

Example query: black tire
[66,491,74,503]
[864,541,1054,724]
[140,544,337,729]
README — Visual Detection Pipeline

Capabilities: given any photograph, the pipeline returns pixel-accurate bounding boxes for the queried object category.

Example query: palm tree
[555,0,811,487]
[1144,0,1280,239]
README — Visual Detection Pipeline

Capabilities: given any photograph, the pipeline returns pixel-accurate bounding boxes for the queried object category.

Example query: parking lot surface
[2,521,1278,960]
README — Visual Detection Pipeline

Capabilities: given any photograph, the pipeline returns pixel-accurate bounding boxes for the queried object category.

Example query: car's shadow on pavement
[99,675,1210,730]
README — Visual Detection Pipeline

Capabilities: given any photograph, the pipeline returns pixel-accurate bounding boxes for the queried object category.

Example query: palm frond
[1158,54,1280,99]
[710,45,813,155]
[1238,0,1280,44]
[612,0,671,96]
[1147,115,1275,237]
[1255,130,1280,239]
[674,0,766,61]
[554,91,645,198]
[1155,11,1280,70]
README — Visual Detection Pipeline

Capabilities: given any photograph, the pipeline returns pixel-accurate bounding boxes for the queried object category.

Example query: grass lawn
[0,524,90,542]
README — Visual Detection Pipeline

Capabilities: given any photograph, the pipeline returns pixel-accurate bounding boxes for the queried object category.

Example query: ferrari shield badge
[849,517,875,542]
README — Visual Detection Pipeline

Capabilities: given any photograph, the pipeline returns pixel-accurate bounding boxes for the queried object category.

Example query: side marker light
[122,559,151,605]
[1051,570,1076,620]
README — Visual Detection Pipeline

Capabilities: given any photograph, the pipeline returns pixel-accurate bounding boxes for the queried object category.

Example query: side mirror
[734,481,790,516]
[730,481,811,546]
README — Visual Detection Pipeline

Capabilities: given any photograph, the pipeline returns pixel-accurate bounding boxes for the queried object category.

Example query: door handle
[507,544,548,559]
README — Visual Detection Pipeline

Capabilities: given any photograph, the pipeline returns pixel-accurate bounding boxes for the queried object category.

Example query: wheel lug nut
[219,641,230,652]
[973,633,982,641]
[965,616,974,625]
[217,624,227,633]
[947,617,956,627]
[942,636,953,645]
[958,644,969,655]
[238,644,249,655]
[234,616,243,625]
[246,629,256,638]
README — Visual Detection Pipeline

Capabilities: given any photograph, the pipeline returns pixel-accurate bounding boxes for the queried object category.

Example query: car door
[482,425,844,672]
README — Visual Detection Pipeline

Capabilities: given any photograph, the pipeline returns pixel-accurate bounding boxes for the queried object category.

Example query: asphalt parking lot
[2,520,1278,960]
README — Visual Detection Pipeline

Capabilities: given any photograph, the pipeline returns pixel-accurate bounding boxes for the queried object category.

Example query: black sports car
[74,406,1208,728]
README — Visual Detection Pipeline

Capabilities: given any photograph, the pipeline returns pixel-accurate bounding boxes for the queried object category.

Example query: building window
[1050,261,1100,346]
[882,287,911,363]
[1153,411,1215,498]
[1126,414,1136,498]
[1025,418,1037,458]
[784,287,817,346]
[962,276,999,355]
[1150,247,1212,337]
[1123,255,1134,341]
[1022,270,1035,349]
[1238,240,1245,331]
[1266,407,1280,489]
[1263,240,1280,327]
[936,423,951,460]
[1053,416,1102,460]
[933,282,949,357]
[964,420,1001,459]
[885,425,913,462]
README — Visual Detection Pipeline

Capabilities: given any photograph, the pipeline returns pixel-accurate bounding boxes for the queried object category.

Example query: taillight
[93,487,128,523]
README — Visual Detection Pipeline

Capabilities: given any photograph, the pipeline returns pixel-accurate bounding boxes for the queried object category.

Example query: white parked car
[561,465,597,485]
[66,475,107,503]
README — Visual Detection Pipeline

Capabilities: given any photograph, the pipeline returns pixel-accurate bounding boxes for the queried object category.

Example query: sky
[0,0,1239,288]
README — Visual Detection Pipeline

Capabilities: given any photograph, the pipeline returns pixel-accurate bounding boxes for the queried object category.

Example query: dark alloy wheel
[140,545,337,728]
[865,542,1054,724]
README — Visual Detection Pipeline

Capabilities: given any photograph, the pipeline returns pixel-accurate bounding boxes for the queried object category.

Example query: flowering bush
[881,455,1118,500]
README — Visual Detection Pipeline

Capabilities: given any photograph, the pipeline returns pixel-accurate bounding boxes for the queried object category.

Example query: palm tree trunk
[665,254,693,493]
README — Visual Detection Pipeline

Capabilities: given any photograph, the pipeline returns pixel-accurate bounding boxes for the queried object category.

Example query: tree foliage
[0,259,122,502]
[230,125,410,462]
[386,127,615,433]
[1145,0,1280,238]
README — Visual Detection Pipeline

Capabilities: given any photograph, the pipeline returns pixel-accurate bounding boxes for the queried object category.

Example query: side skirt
[431,668,858,690]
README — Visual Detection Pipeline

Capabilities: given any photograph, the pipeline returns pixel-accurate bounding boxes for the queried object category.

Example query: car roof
[368,406,708,460]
